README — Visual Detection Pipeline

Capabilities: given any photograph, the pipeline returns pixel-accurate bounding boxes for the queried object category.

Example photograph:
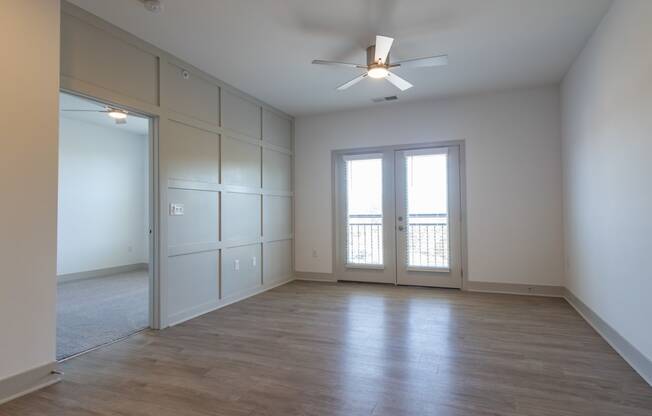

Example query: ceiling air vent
[371,95,398,103]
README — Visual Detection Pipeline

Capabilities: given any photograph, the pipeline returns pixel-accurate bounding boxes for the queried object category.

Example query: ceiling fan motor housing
[367,45,389,67]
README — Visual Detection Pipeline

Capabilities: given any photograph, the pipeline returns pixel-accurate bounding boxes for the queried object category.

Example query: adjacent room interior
[57,92,151,360]
[0,1,650,415]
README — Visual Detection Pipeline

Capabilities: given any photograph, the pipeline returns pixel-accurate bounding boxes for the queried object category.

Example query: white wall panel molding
[221,136,261,188]
[221,244,262,299]
[263,109,293,150]
[263,236,294,244]
[167,180,220,192]
[221,90,262,139]
[60,77,161,118]
[61,13,159,105]
[168,235,294,258]
[61,2,293,120]
[221,128,263,146]
[163,120,220,185]
[168,243,220,258]
[263,149,292,192]
[160,61,220,126]
[263,195,293,239]
[61,1,294,330]
[167,275,293,327]
[263,240,293,286]
[167,179,293,197]
[262,142,294,156]
[163,115,292,156]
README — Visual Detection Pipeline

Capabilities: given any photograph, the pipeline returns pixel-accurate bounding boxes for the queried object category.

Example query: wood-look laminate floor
[2,281,651,416]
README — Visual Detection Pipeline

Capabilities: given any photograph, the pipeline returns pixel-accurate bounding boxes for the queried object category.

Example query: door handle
[398,225,405,231]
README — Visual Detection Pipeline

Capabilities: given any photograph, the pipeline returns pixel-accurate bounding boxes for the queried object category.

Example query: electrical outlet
[127,245,133,253]
[312,249,318,258]
[234,259,240,271]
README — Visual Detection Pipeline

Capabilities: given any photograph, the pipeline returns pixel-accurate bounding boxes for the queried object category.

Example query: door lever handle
[398,225,405,231]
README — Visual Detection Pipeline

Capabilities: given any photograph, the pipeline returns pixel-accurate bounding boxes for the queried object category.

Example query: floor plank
[2,281,651,415]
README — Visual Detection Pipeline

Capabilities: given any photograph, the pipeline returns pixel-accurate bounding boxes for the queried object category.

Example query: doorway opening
[334,143,464,288]
[56,92,153,360]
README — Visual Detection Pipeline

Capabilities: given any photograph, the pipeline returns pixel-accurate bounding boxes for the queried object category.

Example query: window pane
[346,157,383,265]
[405,153,449,268]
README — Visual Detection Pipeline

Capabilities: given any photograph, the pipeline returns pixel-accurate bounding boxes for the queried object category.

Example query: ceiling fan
[312,35,448,91]
[61,106,130,124]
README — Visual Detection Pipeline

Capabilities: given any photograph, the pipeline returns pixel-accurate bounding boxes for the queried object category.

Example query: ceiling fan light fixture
[107,109,128,120]
[312,34,448,91]
[368,66,389,79]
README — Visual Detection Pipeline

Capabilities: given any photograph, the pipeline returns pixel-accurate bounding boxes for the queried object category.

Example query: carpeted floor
[57,270,149,360]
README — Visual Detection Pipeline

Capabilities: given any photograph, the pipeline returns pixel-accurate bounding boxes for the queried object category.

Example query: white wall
[0,0,60,380]
[295,86,564,286]
[57,117,148,276]
[561,0,652,363]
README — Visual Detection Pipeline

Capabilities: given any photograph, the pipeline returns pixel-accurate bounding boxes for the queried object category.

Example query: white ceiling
[60,92,150,135]
[68,0,612,116]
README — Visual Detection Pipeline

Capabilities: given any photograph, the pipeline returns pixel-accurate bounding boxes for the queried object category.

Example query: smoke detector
[143,0,163,13]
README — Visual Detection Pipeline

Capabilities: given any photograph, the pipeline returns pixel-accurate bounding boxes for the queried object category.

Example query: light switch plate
[252,256,257,267]
[169,203,184,216]
[234,259,240,271]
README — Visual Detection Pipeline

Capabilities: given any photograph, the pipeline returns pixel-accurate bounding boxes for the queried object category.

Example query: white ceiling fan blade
[385,72,413,91]
[393,54,449,68]
[336,74,367,91]
[312,60,366,68]
[374,35,394,64]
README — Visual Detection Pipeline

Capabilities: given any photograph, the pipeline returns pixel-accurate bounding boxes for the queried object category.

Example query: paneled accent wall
[60,2,294,328]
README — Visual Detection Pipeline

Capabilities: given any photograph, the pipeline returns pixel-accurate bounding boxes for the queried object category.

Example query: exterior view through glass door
[395,147,462,287]
[335,145,462,288]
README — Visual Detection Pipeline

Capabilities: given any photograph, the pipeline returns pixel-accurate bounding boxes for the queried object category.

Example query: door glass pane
[405,152,449,268]
[345,157,383,266]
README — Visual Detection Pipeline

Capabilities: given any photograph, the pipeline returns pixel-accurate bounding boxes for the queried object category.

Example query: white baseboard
[0,362,61,405]
[294,271,338,282]
[465,281,564,297]
[57,263,148,283]
[166,276,295,327]
[564,289,652,387]
[295,273,565,298]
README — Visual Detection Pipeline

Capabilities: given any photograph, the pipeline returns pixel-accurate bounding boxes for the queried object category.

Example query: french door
[335,144,463,288]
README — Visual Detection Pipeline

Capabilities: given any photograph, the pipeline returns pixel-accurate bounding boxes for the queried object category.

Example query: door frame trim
[331,140,469,289]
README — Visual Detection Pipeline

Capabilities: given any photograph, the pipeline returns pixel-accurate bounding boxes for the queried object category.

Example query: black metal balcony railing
[407,221,449,268]
[347,214,449,268]
[347,214,383,265]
